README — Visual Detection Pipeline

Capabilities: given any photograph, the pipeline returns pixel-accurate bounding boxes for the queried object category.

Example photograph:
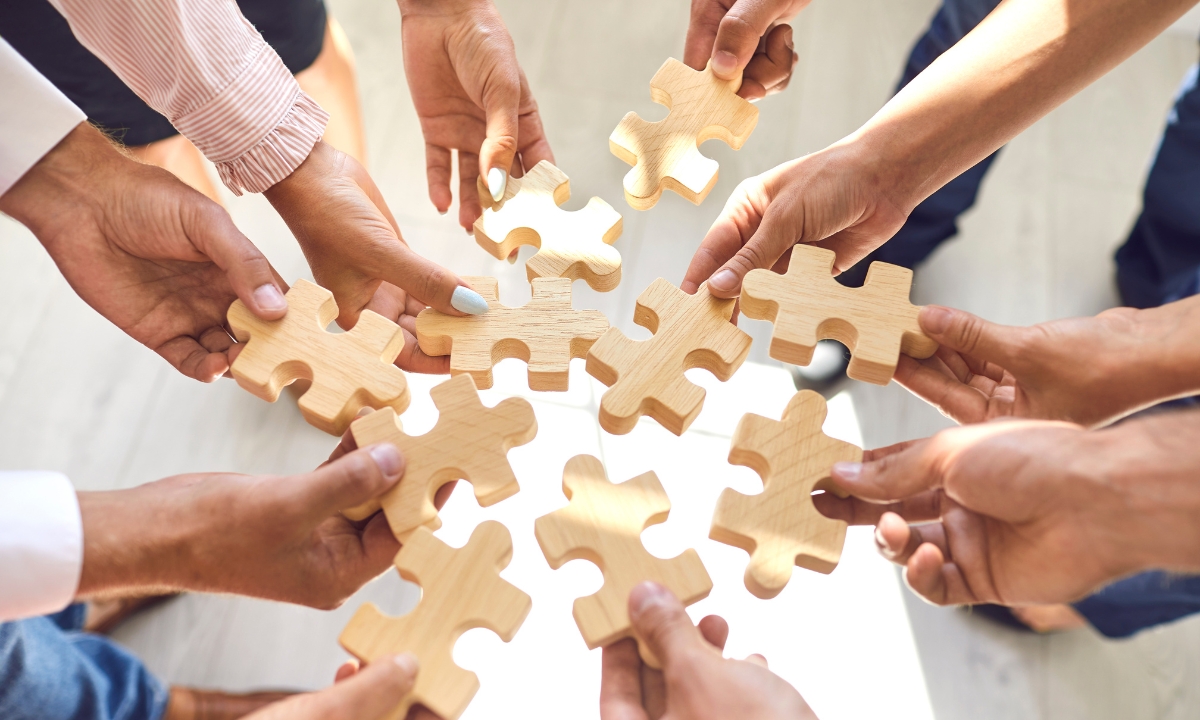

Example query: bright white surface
[0,470,82,621]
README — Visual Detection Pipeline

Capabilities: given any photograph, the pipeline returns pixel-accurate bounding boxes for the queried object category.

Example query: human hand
[684,0,805,99]
[0,123,287,382]
[244,654,420,720]
[600,582,815,720]
[399,0,554,229]
[895,301,1200,428]
[681,143,907,298]
[76,443,407,609]
[821,418,1200,606]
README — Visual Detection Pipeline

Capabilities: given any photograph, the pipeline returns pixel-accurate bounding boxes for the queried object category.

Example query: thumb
[628,582,707,668]
[290,445,405,521]
[309,655,418,720]
[183,198,287,321]
[919,306,1022,366]
[711,0,784,80]
[477,54,522,204]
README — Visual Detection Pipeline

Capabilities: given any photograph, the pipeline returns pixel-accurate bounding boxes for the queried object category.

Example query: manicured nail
[920,306,952,334]
[487,167,507,203]
[367,443,403,478]
[832,461,861,482]
[708,268,738,293]
[629,581,671,618]
[253,284,286,312]
[874,527,896,559]
[392,653,419,676]
[507,250,519,265]
[451,285,489,315]
[712,51,738,77]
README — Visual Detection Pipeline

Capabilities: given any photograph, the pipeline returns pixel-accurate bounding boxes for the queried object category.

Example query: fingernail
[920,306,952,334]
[712,51,738,77]
[875,527,896,559]
[629,581,671,619]
[253,284,286,312]
[832,461,861,482]
[709,268,738,292]
[451,285,490,315]
[392,653,419,676]
[487,167,507,203]
[368,443,403,478]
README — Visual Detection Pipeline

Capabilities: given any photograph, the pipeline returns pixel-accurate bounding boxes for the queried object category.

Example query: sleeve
[0,471,83,623]
[0,38,86,197]
[46,0,330,196]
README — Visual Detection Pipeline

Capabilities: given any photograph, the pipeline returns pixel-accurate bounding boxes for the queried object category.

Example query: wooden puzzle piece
[586,279,751,436]
[227,279,409,435]
[709,391,862,599]
[534,455,712,668]
[340,521,531,720]
[740,245,939,385]
[610,58,759,210]
[342,374,537,537]
[474,161,624,291]
[415,276,609,391]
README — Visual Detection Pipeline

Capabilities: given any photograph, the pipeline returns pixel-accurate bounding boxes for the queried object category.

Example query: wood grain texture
[474,161,624,291]
[416,277,609,391]
[741,245,939,385]
[710,391,862,599]
[610,58,759,210]
[534,454,712,668]
[342,374,537,536]
[586,279,752,435]
[340,521,531,720]
[227,279,409,435]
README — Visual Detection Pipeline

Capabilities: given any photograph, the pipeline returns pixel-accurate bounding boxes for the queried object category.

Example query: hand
[822,416,1200,606]
[681,143,906,298]
[895,301,1200,428]
[264,141,485,372]
[600,582,814,720]
[683,0,804,99]
[76,442,407,609]
[0,123,287,382]
[244,655,420,720]
[399,0,554,229]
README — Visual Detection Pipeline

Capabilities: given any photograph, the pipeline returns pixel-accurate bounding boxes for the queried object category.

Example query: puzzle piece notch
[586,279,751,436]
[534,455,712,668]
[416,276,609,391]
[474,161,624,292]
[610,58,759,210]
[339,521,531,720]
[227,279,409,435]
[342,374,537,537]
[709,391,863,599]
[740,245,939,385]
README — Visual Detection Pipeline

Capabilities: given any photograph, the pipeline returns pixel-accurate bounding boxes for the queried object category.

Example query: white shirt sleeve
[0,37,86,197]
[0,471,83,622]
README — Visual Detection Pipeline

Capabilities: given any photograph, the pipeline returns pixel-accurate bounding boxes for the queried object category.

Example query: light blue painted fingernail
[451,286,489,315]
[487,167,507,203]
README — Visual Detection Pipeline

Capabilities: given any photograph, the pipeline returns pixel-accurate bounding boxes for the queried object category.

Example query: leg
[1072,571,1200,638]
[127,136,223,206]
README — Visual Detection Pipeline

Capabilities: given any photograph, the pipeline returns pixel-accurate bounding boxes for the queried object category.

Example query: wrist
[1128,296,1200,406]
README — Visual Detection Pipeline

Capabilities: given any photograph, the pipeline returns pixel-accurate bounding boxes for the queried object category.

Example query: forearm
[846,0,1196,208]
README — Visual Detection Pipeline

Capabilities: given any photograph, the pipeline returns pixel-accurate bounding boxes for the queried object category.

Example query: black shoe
[789,340,851,399]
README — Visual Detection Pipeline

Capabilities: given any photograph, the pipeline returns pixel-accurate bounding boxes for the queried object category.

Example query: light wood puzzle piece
[415,276,609,391]
[586,279,751,436]
[740,244,939,385]
[709,391,862,599]
[474,161,624,291]
[342,374,537,536]
[227,279,409,435]
[610,58,759,210]
[534,454,712,668]
[339,521,531,720]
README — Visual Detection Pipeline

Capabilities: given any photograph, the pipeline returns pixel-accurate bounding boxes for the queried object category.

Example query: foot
[164,688,296,720]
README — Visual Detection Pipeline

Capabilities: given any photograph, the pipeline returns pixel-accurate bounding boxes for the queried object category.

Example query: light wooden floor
[2,0,1200,718]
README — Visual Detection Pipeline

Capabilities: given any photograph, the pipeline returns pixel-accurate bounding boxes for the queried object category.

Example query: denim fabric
[1075,572,1200,639]
[0,605,168,720]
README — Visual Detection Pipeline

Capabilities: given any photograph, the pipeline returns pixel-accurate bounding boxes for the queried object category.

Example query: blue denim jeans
[0,605,168,720]
[880,0,1200,639]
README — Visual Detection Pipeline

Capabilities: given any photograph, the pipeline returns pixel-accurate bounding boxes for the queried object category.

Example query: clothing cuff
[171,42,329,196]
[0,471,83,622]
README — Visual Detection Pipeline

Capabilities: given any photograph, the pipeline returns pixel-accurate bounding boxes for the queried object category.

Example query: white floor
[3,0,1200,718]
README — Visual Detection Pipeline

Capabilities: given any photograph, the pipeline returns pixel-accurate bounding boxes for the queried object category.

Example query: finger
[360,508,402,570]
[290,445,405,521]
[334,659,359,683]
[744,653,769,668]
[698,615,729,651]
[600,639,649,720]
[874,512,948,565]
[904,543,976,605]
[628,582,707,668]
[369,239,486,318]
[741,24,795,98]
[683,177,771,295]
[182,199,287,321]
[198,326,234,354]
[393,326,451,375]
[308,655,418,720]
[433,480,456,511]
[711,0,789,80]
[919,306,1023,369]
[459,150,483,231]
[425,143,453,215]
[683,0,727,70]
[477,41,522,203]
[830,437,948,501]
[893,354,990,423]
[813,489,942,525]
[157,336,229,383]
[324,423,361,467]
[708,196,799,298]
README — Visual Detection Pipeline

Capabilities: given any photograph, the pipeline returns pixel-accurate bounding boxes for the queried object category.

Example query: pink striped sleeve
[47,0,329,195]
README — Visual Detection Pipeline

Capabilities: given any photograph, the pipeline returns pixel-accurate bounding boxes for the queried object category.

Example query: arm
[684,0,1200,294]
